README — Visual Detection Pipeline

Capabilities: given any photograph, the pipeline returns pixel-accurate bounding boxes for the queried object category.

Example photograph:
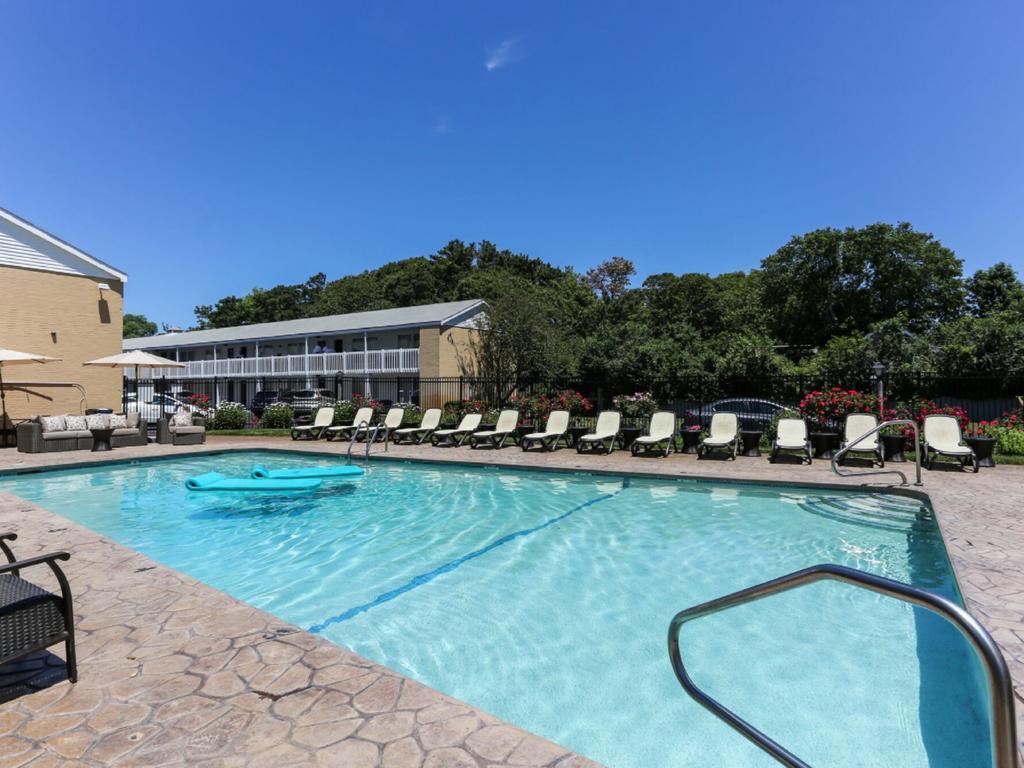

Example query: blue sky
[2,1,1022,327]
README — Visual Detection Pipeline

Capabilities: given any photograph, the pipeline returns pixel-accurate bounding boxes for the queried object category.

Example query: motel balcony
[124,348,420,379]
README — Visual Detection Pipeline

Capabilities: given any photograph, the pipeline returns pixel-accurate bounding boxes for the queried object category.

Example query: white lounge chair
[576,411,621,455]
[431,413,483,447]
[839,413,883,467]
[923,414,977,472]
[355,406,404,442]
[631,411,676,457]
[469,409,519,449]
[393,408,441,445]
[325,407,374,441]
[290,406,335,441]
[698,412,738,459]
[770,418,811,464]
[521,410,571,452]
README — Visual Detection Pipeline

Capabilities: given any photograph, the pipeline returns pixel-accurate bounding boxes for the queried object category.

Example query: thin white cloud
[433,116,452,135]
[485,37,520,71]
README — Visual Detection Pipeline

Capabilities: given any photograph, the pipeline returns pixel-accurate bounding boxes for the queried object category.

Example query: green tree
[761,222,964,347]
[965,262,1024,317]
[123,313,157,338]
[462,285,578,385]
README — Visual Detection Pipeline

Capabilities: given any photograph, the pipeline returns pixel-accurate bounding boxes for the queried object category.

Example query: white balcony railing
[125,348,419,379]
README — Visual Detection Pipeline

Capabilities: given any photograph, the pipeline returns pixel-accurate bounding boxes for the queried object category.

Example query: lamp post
[870,361,886,418]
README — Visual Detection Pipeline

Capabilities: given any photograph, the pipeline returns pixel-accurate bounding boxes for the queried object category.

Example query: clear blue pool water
[0,450,991,767]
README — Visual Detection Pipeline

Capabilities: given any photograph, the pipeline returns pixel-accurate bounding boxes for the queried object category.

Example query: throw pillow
[171,411,193,427]
[110,414,128,429]
[64,415,88,431]
[126,412,140,429]
[85,414,110,430]
[39,415,66,432]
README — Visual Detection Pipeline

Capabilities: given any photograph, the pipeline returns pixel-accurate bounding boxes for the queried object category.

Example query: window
[397,333,419,349]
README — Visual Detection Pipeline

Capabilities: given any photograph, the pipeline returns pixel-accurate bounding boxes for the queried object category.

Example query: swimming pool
[0,450,991,767]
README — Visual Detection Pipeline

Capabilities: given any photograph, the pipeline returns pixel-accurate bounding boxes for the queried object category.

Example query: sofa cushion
[64,415,88,431]
[41,430,91,441]
[85,414,110,430]
[125,412,140,429]
[169,425,204,435]
[110,414,128,429]
[39,416,66,433]
[171,412,193,427]
[112,427,140,437]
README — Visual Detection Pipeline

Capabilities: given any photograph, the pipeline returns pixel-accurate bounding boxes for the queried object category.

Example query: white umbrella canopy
[0,348,62,433]
[83,350,186,371]
[84,351,185,413]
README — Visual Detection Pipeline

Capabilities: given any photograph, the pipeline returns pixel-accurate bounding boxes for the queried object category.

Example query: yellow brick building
[0,208,127,429]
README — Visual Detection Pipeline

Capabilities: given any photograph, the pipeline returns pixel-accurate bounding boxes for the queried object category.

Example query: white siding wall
[0,218,114,278]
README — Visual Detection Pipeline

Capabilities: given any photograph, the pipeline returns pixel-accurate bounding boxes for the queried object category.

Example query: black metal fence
[129,372,1024,428]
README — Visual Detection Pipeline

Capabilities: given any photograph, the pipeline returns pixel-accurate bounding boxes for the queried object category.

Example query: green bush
[990,426,1024,456]
[211,402,248,430]
[261,402,294,429]
[399,404,423,426]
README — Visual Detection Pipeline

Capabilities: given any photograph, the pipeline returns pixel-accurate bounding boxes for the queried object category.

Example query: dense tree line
[128,223,1024,384]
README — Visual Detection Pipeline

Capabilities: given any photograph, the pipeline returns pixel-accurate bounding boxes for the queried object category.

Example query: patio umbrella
[83,350,185,411]
[0,348,62,434]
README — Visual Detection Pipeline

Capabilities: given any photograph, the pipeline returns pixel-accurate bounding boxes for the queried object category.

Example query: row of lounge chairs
[290,406,980,469]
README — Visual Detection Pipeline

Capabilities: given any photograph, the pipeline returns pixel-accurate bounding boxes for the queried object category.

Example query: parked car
[249,390,280,416]
[282,389,337,416]
[124,393,202,423]
[685,398,792,430]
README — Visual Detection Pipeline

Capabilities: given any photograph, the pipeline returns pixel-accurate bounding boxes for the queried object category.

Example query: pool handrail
[667,563,1019,768]
[346,420,370,462]
[831,418,922,486]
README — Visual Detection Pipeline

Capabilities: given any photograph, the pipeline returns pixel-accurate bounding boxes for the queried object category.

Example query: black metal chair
[0,533,77,683]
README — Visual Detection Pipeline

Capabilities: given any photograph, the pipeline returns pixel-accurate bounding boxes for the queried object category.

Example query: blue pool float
[185,471,322,492]
[250,464,364,480]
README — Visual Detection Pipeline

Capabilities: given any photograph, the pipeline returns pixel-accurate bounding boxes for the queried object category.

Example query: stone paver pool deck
[1,437,1022,766]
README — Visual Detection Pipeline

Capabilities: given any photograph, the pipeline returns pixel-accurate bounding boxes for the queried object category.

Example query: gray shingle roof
[123,299,485,350]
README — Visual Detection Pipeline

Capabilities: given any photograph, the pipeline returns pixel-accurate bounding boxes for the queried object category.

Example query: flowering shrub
[261,402,294,429]
[976,409,1024,454]
[894,397,969,431]
[334,394,381,424]
[511,390,593,423]
[398,403,423,426]
[186,393,212,415]
[211,401,248,430]
[612,392,658,420]
[798,388,884,430]
[440,399,489,425]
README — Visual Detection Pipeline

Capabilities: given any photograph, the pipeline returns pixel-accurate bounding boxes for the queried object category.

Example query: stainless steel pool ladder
[831,418,922,486]
[346,420,386,462]
[667,564,1019,768]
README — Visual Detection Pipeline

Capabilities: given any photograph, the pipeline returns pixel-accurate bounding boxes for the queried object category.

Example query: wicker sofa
[156,414,207,445]
[17,413,148,453]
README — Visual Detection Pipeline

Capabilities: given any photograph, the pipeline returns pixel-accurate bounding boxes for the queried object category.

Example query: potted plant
[680,424,703,454]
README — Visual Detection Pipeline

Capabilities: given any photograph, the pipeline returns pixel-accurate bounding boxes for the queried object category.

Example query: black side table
[881,434,908,463]
[966,436,996,468]
[740,430,762,457]
[515,425,535,445]
[90,427,114,452]
[567,426,589,448]
[809,432,839,459]
[618,426,642,449]
[679,430,702,454]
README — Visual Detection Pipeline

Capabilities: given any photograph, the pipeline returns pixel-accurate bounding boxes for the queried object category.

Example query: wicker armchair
[0,533,77,683]
[156,415,207,445]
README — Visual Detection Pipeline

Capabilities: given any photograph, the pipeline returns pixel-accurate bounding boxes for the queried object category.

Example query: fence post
[459,376,465,402]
